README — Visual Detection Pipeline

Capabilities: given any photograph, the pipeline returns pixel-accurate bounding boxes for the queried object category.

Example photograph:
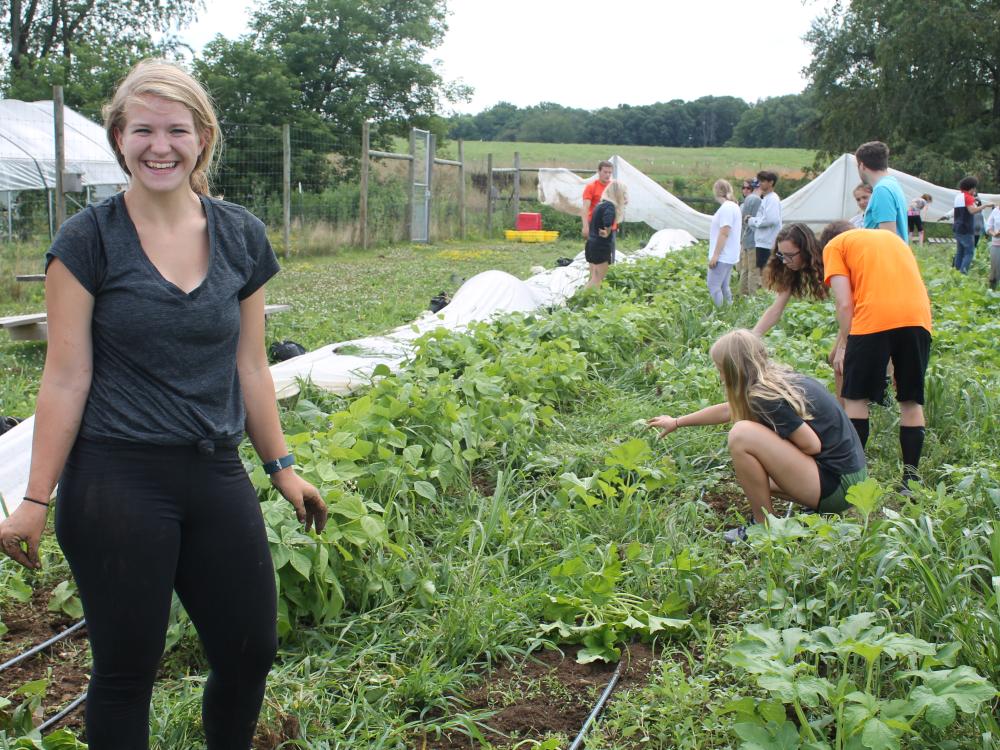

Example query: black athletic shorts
[755,246,771,269]
[585,239,613,265]
[907,214,924,233]
[842,326,931,404]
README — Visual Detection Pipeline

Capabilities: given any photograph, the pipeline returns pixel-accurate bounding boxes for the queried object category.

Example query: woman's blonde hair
[601,181,628,225]
[713,179,734,202]
[103,59,220,195]
[709,329,811,424]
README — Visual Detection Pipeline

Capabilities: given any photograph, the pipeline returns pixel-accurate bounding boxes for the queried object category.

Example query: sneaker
[723,525,749,543]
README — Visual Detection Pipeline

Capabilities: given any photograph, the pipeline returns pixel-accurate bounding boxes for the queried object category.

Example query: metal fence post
[406,129,416,240]
[458,139,466,240]
[360,121,369,250]
[282,124,290,260]
[427,133,435,243]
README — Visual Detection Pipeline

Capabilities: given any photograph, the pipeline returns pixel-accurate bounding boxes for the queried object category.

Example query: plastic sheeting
[0,234,700,518]
[0,100,128,192]
[781,154,1000,229]
[0,417,34,518]
[539,155,712,239]
[269,270,555,398]
[538,154,1000,239]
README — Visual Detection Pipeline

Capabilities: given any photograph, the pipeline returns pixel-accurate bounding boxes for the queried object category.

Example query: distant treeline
[446,93,817,149]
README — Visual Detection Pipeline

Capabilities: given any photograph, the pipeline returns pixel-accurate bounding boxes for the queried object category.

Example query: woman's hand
[831,343,846,376]
[646,415,680,439]
[598,227,611,238]
[0,503,48,569]
[271,470,328,533]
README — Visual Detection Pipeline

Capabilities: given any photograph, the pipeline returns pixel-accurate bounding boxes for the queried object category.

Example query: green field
[434,140,820,183]
[2,237,999,748]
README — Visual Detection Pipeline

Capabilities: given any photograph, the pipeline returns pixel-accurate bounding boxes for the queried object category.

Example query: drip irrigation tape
[567,658,624,750]
[0,619,86,673]
[38,691,87,732]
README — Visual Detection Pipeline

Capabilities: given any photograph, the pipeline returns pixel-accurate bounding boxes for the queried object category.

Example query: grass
[3,231,1000,747]
[0,237,583,417]
[431,140,820,183]
[147,242,1000,747]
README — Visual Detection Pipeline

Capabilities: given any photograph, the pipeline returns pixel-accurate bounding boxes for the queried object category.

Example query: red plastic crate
[515,212,543,231]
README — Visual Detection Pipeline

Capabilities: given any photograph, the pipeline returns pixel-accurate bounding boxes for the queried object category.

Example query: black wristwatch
[263,454,295,475]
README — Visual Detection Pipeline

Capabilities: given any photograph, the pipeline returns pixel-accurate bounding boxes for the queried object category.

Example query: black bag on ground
[555,257,573,267]
[0,416,22,436]
[429,292,450,312]
[269,340,306,362]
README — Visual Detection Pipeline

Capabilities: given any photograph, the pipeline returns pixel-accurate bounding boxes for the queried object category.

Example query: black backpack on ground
[429,292,450,313]
[269,340,306,362]
[0,416,22,436]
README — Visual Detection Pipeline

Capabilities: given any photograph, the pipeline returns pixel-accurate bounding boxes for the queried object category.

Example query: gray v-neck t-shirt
[45,192,280,448]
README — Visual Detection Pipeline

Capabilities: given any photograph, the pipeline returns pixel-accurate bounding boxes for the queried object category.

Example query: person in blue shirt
[856,141,908,241]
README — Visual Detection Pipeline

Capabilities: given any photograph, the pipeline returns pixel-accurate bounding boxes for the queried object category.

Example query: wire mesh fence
[1,111,491,252]
[2,101,572,254]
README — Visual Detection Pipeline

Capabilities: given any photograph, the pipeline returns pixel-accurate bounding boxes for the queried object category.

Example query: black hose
[38,691,87,732]
[0,619,86,673]
[568,658,624,750]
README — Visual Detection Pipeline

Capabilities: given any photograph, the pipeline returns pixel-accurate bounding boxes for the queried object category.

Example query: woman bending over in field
[751,223,828,336]
[647,329,866,542]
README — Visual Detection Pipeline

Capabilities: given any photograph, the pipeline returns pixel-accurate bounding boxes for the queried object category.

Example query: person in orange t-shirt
[582,160,614,238]
[820,222,932,492]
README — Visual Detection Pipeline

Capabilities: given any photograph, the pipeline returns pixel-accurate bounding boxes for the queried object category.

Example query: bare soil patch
[421,642,658,749]
[0,585,89,732]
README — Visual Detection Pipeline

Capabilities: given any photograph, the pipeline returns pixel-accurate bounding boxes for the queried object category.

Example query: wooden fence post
[282,124,291,260]
[486,153,493,237]
[457,139,466,240]
[360,121,369,250]
[513,150,520,226]
[53,86,66,231]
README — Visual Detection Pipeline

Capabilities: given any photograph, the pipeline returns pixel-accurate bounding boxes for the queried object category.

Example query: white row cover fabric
[0,233,697,517]
[781,154,1000,230]
[538,154,1000,239]
[0,100,128,192]
[538,155,712,239]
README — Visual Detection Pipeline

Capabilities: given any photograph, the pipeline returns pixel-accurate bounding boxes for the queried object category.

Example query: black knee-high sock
[850,417,870,448]
[900,425,925,484]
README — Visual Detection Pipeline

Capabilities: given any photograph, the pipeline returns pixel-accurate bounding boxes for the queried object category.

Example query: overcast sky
[178,0,835,113]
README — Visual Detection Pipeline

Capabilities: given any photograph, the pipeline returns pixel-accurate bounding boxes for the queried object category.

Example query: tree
[805,0,1000,186]
[729,93,818,149]
[247,0,464,134]
[194,37,338,202]
[2,0,199,103]
[686,96,749,147]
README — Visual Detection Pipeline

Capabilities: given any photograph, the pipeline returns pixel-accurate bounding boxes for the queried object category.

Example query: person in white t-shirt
[986,206,1000,290]
[707,179,742,306]
[849,183,872,228]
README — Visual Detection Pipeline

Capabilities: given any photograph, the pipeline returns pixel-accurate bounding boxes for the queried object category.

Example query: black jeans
[55,438,277,750]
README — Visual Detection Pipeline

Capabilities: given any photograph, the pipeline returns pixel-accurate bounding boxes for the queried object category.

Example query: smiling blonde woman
[0,59,327,749]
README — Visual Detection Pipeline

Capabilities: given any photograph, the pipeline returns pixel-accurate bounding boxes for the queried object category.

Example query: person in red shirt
[581,160,614,240]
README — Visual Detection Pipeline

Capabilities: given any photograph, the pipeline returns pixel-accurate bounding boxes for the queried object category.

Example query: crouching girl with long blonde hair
[647,329,866,542]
